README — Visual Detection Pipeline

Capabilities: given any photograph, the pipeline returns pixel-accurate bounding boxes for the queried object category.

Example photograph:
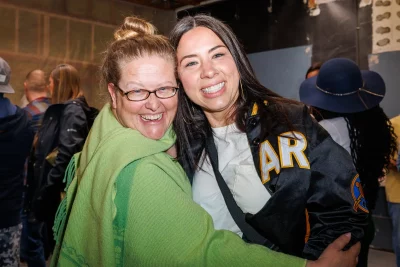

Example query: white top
[192,123,271,237]
[319,117,351,154]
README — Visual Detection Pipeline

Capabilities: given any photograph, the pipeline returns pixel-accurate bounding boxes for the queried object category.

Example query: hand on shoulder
[306,233,360,267]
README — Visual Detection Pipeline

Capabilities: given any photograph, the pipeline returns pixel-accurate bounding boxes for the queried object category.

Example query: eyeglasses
[113,84,178,101]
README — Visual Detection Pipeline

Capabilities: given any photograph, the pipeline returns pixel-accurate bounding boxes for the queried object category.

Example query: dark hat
[299,58,385,113]
[0,57,15,94]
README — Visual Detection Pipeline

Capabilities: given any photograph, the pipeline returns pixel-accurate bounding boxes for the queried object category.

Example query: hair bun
[114,16,157,41]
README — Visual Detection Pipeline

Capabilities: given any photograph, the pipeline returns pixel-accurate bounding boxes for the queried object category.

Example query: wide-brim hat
[299,58,385,113]
[0,57,14,94]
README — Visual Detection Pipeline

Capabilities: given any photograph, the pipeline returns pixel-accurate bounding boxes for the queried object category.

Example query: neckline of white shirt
[212,122,240,136]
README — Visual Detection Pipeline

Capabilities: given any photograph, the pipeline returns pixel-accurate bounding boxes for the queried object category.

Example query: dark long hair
[312,106,397,210]
[170,14,298,176]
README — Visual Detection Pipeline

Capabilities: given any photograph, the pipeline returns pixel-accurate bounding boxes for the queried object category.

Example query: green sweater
[52,104,306,267]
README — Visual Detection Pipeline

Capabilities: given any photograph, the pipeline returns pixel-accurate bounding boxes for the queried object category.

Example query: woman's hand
[306,233,360,267]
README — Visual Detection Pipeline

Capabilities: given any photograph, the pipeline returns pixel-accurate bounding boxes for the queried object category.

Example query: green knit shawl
[51,103,176,267]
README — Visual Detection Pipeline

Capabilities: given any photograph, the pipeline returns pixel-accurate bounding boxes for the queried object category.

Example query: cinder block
[69,20,92,62]
[67,0,89,17]
[0,6,16,51]
[94,25,114,64]
[113,1,136,25]
[49,17,67,58]
[31,0,54,10]
[92,0,112,24]
[19,10,39,54]
[2,0,36,8]
[1,0,53,10]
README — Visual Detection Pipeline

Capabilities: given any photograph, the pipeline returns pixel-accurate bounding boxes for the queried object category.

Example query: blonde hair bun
[114,16,157,41]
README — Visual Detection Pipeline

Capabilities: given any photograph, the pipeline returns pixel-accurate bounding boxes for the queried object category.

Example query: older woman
[170,14,367,261]
[51,16,358,267]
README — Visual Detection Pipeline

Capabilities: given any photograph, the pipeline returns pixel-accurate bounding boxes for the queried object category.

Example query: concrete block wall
[0,0,176,108]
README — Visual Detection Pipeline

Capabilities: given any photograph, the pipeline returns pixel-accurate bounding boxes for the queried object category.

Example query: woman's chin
[141,129,166,140]
[135,118,169,140]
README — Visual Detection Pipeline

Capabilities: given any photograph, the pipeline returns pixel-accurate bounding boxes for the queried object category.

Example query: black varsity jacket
[183,100,368,260]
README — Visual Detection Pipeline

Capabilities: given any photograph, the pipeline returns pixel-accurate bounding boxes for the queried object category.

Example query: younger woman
[171,14,368,260]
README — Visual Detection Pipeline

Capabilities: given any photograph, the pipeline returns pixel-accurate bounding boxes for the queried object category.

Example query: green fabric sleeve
[121,156,307,267]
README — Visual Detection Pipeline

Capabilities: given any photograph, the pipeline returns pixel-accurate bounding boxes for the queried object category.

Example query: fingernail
[345,233,351,237]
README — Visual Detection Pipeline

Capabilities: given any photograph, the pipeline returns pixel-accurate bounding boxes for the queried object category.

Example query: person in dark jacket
[0,57,34,266]
[27,64,94,254]
[170,15,367,260]
[23,69,51,133]
[21,69,51,267]
[299,58,397,267]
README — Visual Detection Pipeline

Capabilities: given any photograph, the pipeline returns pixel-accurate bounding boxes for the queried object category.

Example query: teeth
[202,82,224,94]
[141,114,163,121]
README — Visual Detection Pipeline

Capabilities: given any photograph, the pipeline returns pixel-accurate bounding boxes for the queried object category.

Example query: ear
[107,83,118,109]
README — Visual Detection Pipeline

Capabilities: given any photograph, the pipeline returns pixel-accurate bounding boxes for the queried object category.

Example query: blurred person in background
[385,115,400,267]
[300,58,397,267]
[0,57,34,266]
[21,69,51,267]
[23,69,51,132]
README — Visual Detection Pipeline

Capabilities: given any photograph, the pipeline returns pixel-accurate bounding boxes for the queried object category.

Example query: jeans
[388,202,400,267]
[20,213,46,267]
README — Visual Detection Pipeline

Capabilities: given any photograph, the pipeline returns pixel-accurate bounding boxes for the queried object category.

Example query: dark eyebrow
[209,45,225,53]
[179,45,227,65]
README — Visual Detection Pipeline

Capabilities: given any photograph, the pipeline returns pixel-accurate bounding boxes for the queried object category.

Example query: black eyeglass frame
[113,84,179,102]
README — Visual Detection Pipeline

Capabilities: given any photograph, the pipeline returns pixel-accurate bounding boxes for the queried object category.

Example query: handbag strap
[205,134,278,249]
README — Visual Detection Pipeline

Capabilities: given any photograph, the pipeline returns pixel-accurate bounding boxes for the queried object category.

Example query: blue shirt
[0,94,17,118]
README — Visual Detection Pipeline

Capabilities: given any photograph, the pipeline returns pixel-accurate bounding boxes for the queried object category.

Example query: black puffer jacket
[26,96,97,222]
[182,100,368,260]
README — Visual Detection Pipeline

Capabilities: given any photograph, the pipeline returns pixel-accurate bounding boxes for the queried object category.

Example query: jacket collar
[247,100,270,118]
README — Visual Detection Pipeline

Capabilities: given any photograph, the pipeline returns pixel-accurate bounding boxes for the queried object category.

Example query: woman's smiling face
[176,26,240,125]
[108,55,178,140]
